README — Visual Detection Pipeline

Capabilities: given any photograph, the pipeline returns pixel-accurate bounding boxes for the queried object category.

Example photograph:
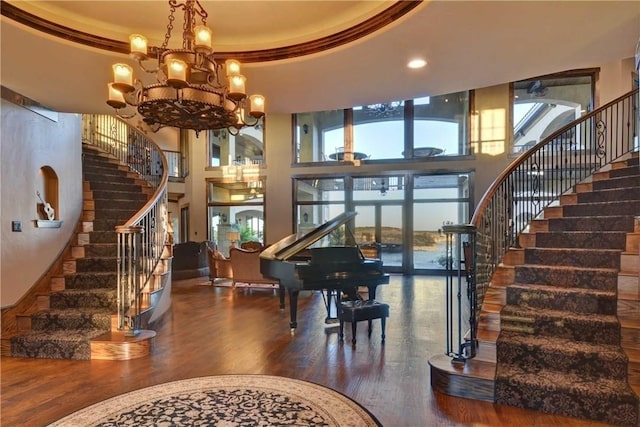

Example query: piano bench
[339,300,389,345]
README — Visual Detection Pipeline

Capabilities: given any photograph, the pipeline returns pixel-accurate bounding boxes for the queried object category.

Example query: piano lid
[260,211,357,261]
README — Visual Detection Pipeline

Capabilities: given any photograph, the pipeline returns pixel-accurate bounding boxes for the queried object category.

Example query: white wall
[1,99,83,307]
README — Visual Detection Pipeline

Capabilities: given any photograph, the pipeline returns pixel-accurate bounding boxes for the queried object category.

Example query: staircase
[8,144,153,360]
[492,154,640,425]
[430,152,640,425]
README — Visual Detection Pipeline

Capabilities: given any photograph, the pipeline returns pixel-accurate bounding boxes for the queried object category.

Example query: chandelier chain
[162,3,176,50]
[195,0,208,24]
[106,0,265,133]
[182,10,190,50]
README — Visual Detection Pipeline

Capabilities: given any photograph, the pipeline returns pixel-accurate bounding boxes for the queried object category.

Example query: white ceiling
[1,1,639,116]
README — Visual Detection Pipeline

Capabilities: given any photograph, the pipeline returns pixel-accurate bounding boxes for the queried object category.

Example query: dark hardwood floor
[1,275,612,426]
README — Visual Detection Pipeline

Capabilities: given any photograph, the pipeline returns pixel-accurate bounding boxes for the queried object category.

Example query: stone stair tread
[499,330,627,358]
[509,283,616,297]
[34,307,112,316]
[13,328,107,341]
[92,197,144,202]
[518,263,618,273]
[75,255,118,260]
[496,363,637,397]
[51,288,115,295]
[501,304,619,323]
[543,215,636,232]
[538,229,627,233]
[527,246,620,253]
[66,271,117,277]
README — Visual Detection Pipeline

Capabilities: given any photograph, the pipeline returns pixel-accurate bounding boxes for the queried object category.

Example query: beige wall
[599,57,637,104]
[183,130,210,242]
[1,99,83,307]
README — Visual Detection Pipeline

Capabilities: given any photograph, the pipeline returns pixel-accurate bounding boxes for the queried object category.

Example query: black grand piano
[260,211,389,329]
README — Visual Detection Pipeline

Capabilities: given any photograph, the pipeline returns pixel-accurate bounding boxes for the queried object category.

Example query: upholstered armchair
[206,246,233,285]
[240,241,264,252]
[228,247,278,288]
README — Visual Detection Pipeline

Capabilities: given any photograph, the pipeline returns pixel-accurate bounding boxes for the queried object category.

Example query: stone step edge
[495,364,638,403]
[501,304,619,324]
[498,330,628,359]
[508,283,617,298]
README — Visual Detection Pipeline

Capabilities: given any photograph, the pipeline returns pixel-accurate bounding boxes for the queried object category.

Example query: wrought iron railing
[444,88,638,362]
[82,115,169,335]
[164,150,186,179]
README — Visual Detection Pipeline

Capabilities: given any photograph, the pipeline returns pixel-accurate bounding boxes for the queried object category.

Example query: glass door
[412,173,471,274]
[353,175,405,272]
[353,203,404,271]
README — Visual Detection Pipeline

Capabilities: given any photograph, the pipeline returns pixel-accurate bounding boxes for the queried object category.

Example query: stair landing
[90,330,156,360]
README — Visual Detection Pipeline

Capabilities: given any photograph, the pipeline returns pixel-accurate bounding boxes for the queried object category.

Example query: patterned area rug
[48,374,381,426]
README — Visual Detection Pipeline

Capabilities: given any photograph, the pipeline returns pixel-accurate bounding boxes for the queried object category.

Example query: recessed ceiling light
[407,58,427,69]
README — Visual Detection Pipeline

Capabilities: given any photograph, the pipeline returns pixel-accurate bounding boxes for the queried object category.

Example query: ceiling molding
[1,1,422,63]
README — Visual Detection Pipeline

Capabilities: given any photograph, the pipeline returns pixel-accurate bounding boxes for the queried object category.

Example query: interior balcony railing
[82,115,169,335]
[164,149,187,181]
[444,88,638,362]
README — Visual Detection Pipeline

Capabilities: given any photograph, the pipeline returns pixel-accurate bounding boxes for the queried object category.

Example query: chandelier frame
[106,0,265,135]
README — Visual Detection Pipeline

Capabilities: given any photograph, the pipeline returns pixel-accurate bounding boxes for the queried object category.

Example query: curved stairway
[7,144,164,360]
[431,153,640,426]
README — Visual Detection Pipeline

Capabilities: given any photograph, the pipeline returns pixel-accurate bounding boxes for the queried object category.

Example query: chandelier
[106,0,265,135]
[362,101,403,118]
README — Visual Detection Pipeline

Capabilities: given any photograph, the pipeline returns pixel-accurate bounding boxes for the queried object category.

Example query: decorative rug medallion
[48,374,381,426]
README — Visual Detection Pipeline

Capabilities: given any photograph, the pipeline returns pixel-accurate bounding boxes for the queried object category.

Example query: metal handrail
[447,88,638,361]
[82,115,169,335]
[473,88,637,308]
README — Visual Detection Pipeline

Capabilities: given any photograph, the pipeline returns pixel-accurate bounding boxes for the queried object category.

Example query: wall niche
[36,166,62,228]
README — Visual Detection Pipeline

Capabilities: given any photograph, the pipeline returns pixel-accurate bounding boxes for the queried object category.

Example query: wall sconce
[303,212,309,223]
[302,124,309,134]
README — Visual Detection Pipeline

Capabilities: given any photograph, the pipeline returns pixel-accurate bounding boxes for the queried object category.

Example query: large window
[295,177,346,234]
[414,92,470,157]
[293,172,472,274]
[209,121,265,167]
[412,174,470,271]
[512,72,595,154]
[294,91,471,164]
[295,111,344,162]
[353,101,405,160]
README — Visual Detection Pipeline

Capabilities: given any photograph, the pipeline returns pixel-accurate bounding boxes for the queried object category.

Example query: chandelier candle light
[107,0,265,134]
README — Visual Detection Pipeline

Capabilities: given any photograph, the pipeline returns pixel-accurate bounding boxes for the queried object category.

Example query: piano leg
[278,284,285,309]
[288,289,299,329]
[367,285,378,300]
